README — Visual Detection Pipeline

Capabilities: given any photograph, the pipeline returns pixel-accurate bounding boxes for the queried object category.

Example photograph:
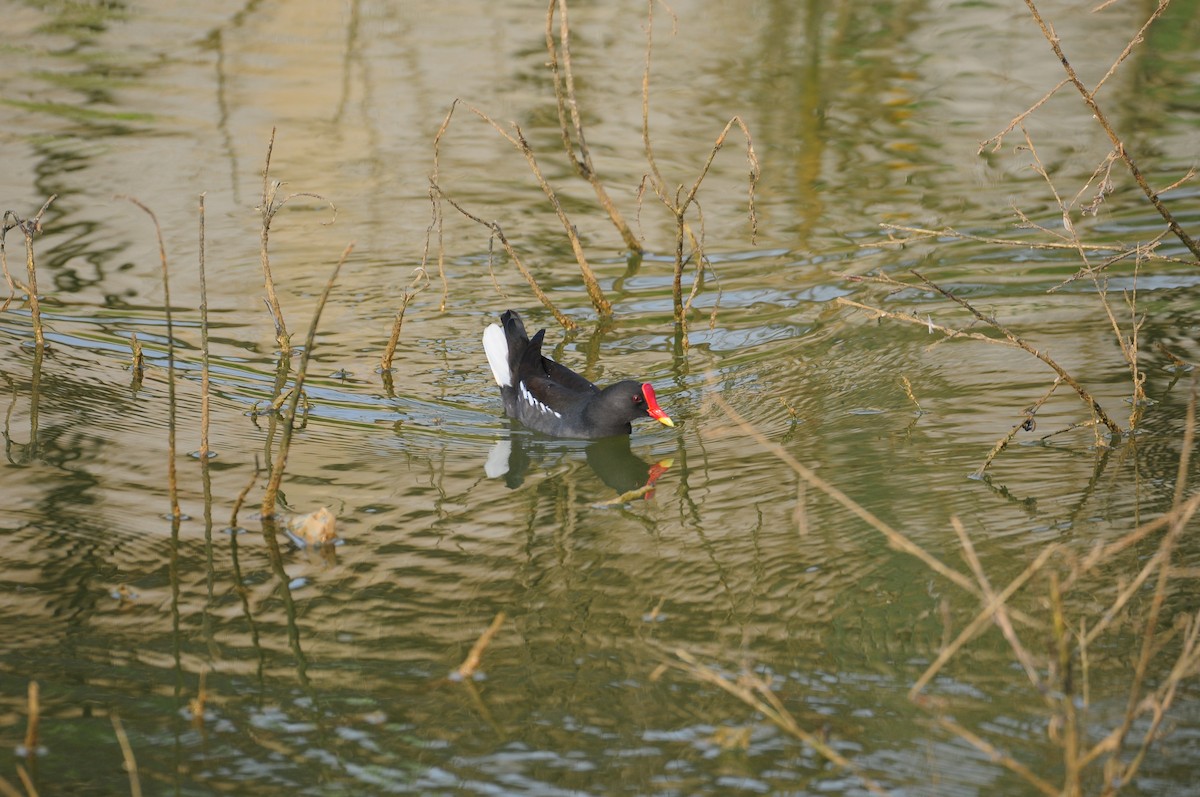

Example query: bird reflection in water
[485,433,671,501]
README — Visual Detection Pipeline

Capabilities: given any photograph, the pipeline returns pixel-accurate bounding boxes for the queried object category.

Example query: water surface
[3,1,1200,794]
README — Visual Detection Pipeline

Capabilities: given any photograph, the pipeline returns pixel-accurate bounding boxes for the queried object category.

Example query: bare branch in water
[262,242,355,519]
[546,0,642,253]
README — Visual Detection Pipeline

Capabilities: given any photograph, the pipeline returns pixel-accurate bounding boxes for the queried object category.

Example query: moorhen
[483,309,675,439]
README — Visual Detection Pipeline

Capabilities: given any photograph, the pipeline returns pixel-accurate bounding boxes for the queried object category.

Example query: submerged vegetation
[2,0,1199,795]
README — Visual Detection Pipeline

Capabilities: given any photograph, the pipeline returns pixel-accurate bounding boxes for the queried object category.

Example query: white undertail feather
[482,323,512,387]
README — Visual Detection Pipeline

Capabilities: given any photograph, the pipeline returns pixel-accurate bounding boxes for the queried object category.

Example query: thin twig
[433,182,573,329]
[257,128,339,355]
[433,99,609,315]
[198,193,210,460]
[909,542,1058,698]
[873,223,1188,266]
[911,270,1122,440]
[454,612,507,680]
[110,713,143,797]
[1019,131,1147,418]
[928,713,1059,796]
[14,769,35,797]
[260,128,290,353]
[951,517,1044,692]
[668,649,893,796]
[546,0,641,253]
[1,196,57,344]
[0,774,22,797]
[262,242,355,518]
[978,78,1069,153]
[122,196,180,520]
[713,392,993,603]
[974,378,1062,477]
[1022,0,1200,260]
[22,681,38,756]
[380,268,429,372]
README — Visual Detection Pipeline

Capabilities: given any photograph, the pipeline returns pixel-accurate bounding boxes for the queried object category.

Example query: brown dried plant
[428,0,758,337]
[840,1,1196,472]
[679,382,1200,795]
[638,0,759,347]
[257,128,338,357]
[1,196,57,347]
[261,242,355,520]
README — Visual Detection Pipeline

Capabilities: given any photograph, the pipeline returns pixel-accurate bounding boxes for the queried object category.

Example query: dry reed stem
[122,196,181,521]
[1077,499,1200,649]
[425,124,450,312]
[950,518,1043,692]
[911,270,1122,439]
[872,224,1187,266]
[974,377,1062,477]
[259,129,289,352]
[433,182,574,329]
[1156,341,1196,369]
[978,78,1069,154]
[129,331,145,375]
[110,713,143,797]
[261,242,354,518]
[1050,230,1170,292]
[1018,131,1148,416]
[1101,387,1195,779]
[1070,491,1200,590]
[431,99,608,316]
[380,267,428,372]
[1048,573,1083,790]
[198,193,211,459]
[1155,166,1198,197]
[837,284,1120,449]
[0,774,22,797]
[835,296,1003,347]
[1,196,56,344]
[454,612,507,680]
[1021,0,1200,260]
[678,118,759,243]
[667,649,893,796]
[228,458,262,532]
[13,769,34,797]
[545,0,641,253]
[649,114,759,339]
[980,0,1160,156]
[22,681,38,756]
[990,391,1200,793]
[258,129,339,355]
[1,238,15,309]
[679,211,726,327]
[1110,610,1200,788]
[899,375,922,413]
[639,0,677,195]
[1083,552,1200,789]
[713,392,1006,606]
[909,542,1058,699]
[639,0,758,340]
[1170,380,1195,508]
[930,713,1059,796]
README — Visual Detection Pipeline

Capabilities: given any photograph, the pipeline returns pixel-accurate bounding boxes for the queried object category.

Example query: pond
[3,1,1200,794]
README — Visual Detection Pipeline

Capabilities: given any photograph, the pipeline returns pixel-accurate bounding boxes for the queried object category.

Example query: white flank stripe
[482,323,512,387]
[520,383,562,418]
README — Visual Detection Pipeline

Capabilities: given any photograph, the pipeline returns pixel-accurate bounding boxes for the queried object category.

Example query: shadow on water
[484,430,671,500]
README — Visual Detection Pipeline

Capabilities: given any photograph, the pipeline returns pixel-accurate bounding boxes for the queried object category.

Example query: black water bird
[483,309,674,439]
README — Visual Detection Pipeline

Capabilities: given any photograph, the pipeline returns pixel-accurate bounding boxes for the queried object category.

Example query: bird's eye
[632,395,643,405]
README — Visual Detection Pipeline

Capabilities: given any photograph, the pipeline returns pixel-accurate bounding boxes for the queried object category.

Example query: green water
[2,1,1200,794]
